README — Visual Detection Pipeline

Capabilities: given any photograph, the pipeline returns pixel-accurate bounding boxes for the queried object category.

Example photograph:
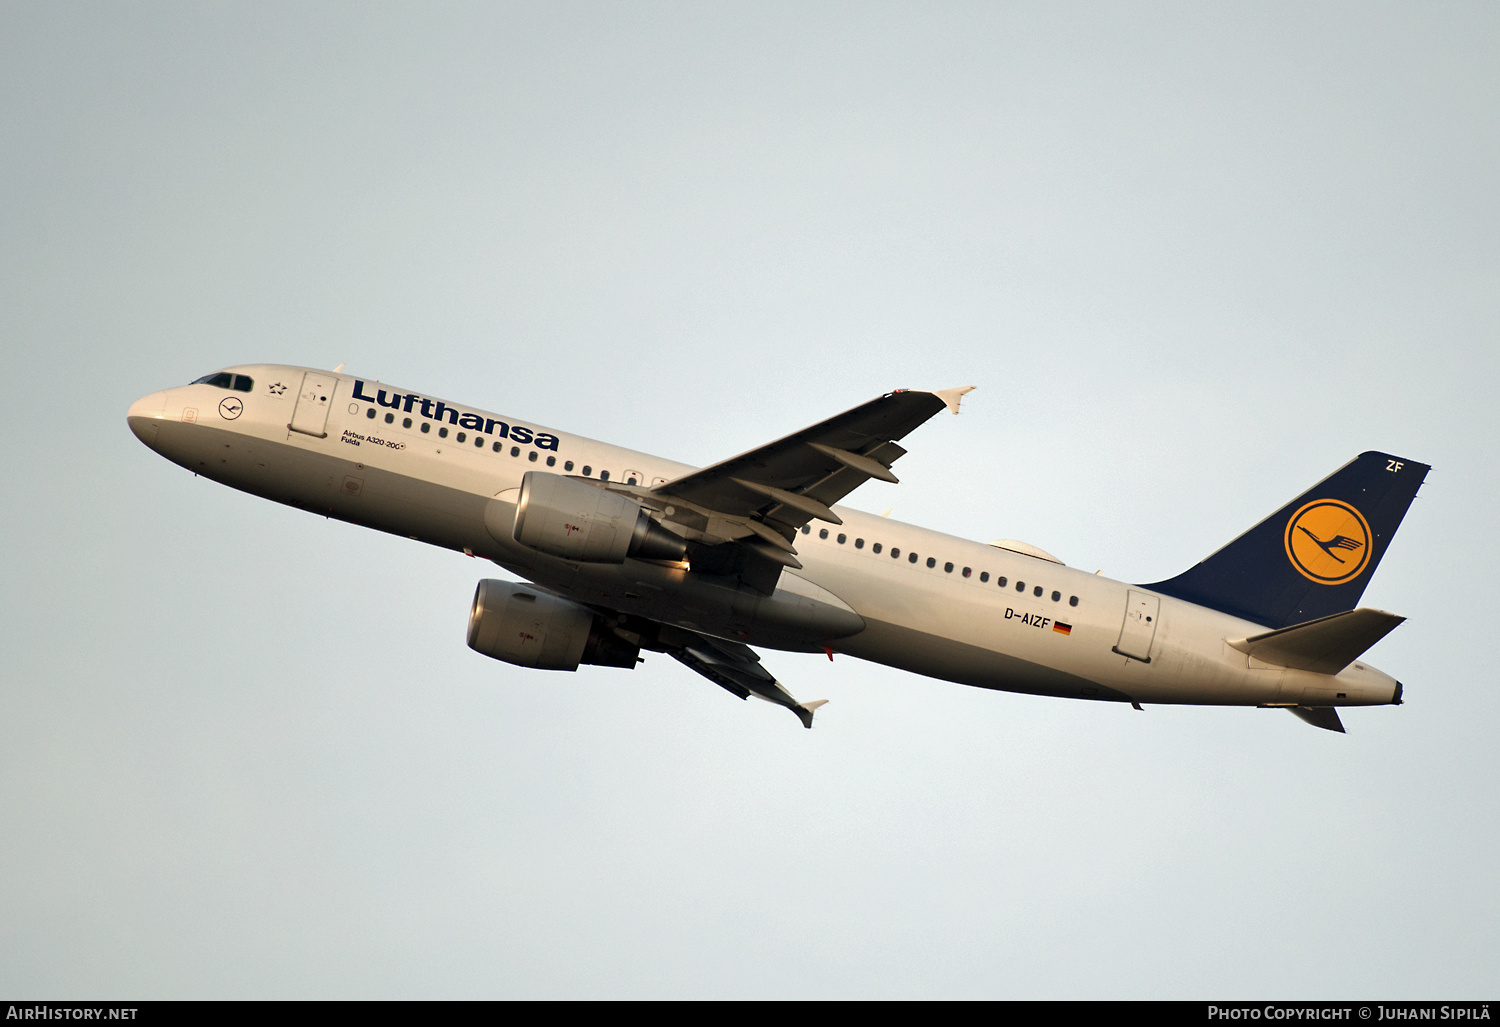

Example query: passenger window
[477,437,486,448]
[582,466,592,476]
[1051,591,1061,602]
[564,461,574,472]
[996,576,1006,587]
[528,451,537,461]
[547,456,556,467]
[403,417,412,428]
[909,552,918,563]
[959,566,967,576]
[511,447,520,457]
[1033,586,1043,597]
[600,471,609,481]
[837,534,846,544]
[366,408,376,419]
[872,543,882,554]
[925,557,935,568]
[421,423,430,434]
[386,413,395,424]
[439,427,448,438]
[801,525,811,535]
[891,548,900,558]
[855,538,864,549]
[1016,581,1025,592]
[819,528,829,539]
[979,571,988,582]
[1069,596,1079,607]
[456,431,466,442]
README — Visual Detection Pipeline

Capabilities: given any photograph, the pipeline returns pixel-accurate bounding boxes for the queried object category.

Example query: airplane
[127,364,1428,733]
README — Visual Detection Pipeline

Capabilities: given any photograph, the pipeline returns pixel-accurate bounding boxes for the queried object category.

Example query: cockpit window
[191,372,254,392]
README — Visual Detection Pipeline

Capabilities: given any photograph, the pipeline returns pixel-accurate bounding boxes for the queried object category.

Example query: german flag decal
[1053,622,1072,636]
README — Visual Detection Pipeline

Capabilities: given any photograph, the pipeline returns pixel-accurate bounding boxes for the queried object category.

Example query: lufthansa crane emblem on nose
[1284,499,1372,585]
[218,397,244,420]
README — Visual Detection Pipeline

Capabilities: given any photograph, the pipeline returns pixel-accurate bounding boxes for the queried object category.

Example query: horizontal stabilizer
[1288,706,1346,733]
[1229,607,1405,675]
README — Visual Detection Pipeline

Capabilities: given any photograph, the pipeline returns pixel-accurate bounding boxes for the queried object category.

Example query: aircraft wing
[653,386,974,531]
[663,629,828,729]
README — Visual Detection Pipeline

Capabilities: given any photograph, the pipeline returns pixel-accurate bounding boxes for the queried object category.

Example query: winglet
[932,385,976,415]
[794,699,829,729]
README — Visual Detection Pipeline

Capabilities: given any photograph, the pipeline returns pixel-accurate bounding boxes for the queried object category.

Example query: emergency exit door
[1113,590,1160,662]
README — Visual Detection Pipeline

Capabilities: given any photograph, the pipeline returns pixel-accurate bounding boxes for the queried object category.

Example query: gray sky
[2,1,1496,998]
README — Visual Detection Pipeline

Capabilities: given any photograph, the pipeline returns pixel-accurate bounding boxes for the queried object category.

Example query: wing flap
[653,388,969,522]
[1228,607,1405,674]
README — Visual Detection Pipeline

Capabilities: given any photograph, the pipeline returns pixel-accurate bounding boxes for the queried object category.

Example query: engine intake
[467,579,639,671]
[512,471,685,563]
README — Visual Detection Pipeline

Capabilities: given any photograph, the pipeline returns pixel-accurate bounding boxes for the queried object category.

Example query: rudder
[1143,452,1429,628]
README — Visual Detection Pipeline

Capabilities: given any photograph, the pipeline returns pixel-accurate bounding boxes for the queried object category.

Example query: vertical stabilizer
[1144,452,1428,628]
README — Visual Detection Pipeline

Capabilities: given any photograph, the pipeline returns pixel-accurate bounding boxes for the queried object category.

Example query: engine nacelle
[466,579,640,671]
[512,471,685,563]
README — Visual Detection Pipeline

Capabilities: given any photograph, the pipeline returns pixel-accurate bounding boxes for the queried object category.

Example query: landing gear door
[290,372,338,438]
[1113,590,1160,662]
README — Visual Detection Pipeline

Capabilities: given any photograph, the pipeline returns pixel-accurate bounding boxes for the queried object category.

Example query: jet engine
[467,578,640,671]
[511,471,685,563]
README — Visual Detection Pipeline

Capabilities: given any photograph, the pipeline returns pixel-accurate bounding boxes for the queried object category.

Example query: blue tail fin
[1143,452,1429,629]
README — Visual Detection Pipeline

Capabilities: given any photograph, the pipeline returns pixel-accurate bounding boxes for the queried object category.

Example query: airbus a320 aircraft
[128,365,1427,733]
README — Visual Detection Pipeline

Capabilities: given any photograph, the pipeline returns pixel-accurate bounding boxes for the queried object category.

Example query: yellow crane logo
[1284,499,1372,585]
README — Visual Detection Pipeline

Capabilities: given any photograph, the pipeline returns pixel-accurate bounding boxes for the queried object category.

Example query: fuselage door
[1114,589,1160,662]
[290,372,338,438]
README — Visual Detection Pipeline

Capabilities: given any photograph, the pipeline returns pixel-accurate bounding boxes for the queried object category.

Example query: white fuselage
[128,365,1401,710]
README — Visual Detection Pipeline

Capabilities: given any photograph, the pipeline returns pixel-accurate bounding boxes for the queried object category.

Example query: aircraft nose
[127,391,166,447]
